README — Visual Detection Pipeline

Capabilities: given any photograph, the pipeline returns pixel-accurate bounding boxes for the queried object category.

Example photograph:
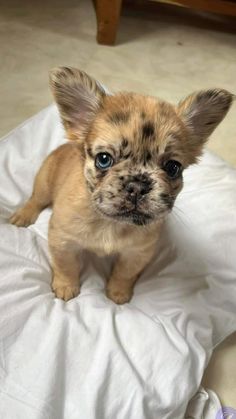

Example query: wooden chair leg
[95,0,123,45]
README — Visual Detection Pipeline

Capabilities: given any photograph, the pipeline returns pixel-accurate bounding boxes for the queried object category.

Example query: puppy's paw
[53,285,80,302]
[106,287,133,305]
[9,205,39,227]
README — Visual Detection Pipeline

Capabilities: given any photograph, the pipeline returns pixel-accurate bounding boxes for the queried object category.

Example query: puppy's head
[50,67,234,226]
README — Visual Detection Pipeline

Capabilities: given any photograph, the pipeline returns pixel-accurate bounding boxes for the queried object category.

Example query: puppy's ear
[177,89,234,161]
[49,66,106,140]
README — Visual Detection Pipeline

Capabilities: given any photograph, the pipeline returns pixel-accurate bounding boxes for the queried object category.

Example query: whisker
[171,212,187,229]
[171,205,191,229]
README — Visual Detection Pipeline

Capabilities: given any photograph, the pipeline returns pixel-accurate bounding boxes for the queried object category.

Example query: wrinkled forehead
[87,93,187,162]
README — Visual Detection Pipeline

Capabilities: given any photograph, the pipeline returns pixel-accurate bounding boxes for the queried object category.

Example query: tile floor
[0,0,235,408]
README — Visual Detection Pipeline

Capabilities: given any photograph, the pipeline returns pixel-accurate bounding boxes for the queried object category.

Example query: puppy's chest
[77,221,140,256]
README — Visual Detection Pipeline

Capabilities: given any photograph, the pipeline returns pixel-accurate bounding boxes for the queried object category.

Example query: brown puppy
[9,67,234,304]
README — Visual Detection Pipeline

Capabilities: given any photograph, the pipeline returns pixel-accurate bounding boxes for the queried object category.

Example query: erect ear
[177,88,234,158]
[49,66,106,140]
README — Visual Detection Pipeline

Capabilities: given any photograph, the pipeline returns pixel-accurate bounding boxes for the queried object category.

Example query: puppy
[9,67,233,304]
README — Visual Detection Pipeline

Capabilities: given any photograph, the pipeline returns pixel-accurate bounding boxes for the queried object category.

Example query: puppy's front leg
[49,236,80,302]
[106,244,156,305]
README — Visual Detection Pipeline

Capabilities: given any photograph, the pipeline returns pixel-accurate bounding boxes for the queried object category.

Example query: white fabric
[0,105,236,419]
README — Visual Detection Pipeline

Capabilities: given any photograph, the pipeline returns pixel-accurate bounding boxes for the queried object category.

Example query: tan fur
[9,67,234,303]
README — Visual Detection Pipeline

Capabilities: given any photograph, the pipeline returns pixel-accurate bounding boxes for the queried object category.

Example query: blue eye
[164,160,182,179]
[95,153,113,170]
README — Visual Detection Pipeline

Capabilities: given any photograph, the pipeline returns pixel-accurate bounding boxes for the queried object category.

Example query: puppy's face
[50,67,233,226]
[84,94,186,225]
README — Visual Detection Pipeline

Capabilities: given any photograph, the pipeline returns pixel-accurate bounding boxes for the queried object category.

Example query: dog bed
[0,105,236,419]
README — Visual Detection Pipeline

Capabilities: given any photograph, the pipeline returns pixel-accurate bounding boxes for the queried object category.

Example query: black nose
[125,181,150,204]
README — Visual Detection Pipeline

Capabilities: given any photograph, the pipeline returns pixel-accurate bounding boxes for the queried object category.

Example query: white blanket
[0,105,236,419]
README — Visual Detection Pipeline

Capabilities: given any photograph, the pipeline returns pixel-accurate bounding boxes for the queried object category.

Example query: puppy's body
[12,140,160,303]
[10,67,234,303]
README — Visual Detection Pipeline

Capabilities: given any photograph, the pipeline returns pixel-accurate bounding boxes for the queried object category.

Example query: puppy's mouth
[97,206,154,226]
[115,210,153,225]
[92,191,170,226]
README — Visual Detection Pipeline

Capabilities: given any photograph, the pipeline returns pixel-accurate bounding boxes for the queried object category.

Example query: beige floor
[0,0,235,408]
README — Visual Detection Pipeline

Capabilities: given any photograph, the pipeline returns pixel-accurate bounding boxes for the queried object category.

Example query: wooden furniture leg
[94,0,123,45]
